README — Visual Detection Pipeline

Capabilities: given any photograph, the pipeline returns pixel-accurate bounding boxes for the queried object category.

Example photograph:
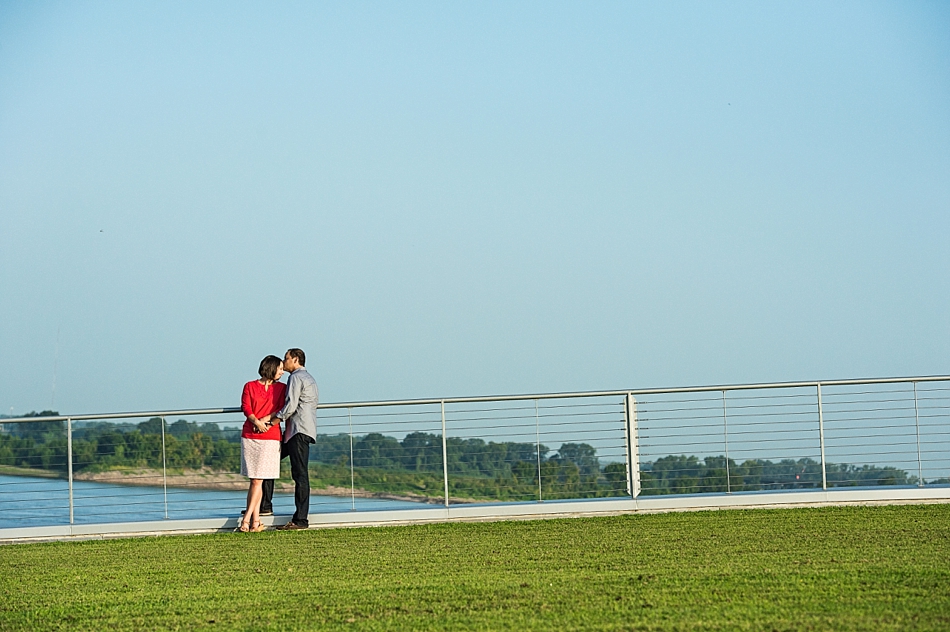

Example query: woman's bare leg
[247,479,264,526]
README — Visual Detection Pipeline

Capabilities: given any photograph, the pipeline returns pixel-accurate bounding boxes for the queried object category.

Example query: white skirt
[241,438,281,479]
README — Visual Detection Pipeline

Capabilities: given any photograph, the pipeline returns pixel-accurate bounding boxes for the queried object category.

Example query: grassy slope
[1,505,948,631]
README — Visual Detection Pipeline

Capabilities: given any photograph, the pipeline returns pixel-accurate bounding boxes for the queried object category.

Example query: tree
[9,411,64,441]
[137,418,164,434]
[558,443,600,478]
[354,433,403,469]
[400,432,442,472]
[603,463,627,492]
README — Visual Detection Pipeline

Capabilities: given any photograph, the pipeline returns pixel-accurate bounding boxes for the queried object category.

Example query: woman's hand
[258,414,277,431]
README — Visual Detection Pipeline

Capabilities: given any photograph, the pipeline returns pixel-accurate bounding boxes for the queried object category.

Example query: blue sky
[1,1,948,415]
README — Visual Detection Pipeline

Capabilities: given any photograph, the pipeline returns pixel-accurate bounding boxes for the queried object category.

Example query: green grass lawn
[1,504,949,630]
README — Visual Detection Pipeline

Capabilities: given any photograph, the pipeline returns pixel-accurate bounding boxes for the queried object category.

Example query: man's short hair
[258,355,283,380]
[286,348,306,367]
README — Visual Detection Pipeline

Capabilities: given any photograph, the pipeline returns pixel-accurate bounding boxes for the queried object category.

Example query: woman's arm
[243,385,265,432]
[241,382,255,418]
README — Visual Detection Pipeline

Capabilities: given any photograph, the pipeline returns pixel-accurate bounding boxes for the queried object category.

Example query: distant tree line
[309,432,614,500]
[640,455,922,493]
[2,413,943,500]
[0,414,240,472]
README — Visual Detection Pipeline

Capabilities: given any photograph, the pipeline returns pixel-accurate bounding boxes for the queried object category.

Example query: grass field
[1,504,948,630]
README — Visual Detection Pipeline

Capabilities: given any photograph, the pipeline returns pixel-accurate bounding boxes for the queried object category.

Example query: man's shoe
[276,521,307,531]
[241,509,274,516]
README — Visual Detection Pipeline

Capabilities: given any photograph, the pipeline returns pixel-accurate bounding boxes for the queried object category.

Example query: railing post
[913,382,923,486]
[67,417,74,525]
[535,400,542,502]
[624,394,640,498]
[817,384,827,490]
[441,401,449,508]
[721,392,731,493]
[160,416,168,519]
[348,408,356,510]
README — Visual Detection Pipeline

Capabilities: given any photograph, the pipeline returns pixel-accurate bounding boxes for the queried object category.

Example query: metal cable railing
[0,374,948,529]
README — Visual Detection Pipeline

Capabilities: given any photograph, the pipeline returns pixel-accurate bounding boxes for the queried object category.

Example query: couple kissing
[238,348,317,532]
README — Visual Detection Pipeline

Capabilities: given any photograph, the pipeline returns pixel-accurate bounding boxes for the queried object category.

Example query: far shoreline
[0,465,474,504]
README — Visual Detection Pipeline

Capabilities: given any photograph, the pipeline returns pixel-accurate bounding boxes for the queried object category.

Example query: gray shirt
[277,367,318,442]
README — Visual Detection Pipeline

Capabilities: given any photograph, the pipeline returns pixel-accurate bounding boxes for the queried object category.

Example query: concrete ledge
[3,486,949,544]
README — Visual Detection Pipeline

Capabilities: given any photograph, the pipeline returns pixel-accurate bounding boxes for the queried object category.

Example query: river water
[0,474,427,530]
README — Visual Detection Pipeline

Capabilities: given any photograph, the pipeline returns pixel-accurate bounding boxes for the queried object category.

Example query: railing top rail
[0,408,240,423]
[2,374,947,423]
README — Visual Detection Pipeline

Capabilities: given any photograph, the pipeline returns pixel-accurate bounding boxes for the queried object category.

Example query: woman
[238,355,287,532]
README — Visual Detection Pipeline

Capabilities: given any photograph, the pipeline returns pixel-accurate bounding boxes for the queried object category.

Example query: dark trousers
[260,433,313,526]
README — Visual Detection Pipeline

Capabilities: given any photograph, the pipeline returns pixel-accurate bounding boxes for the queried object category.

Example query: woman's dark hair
[258,355,283,381]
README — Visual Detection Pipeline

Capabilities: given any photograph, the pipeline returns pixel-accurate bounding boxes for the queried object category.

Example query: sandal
[236,520,250,533]
[250,521,266,533]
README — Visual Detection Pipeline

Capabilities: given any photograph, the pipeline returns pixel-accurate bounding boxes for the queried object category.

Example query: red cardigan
[241,380,287,440]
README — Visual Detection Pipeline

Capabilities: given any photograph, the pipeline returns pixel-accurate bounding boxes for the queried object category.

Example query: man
[260,348,318,530]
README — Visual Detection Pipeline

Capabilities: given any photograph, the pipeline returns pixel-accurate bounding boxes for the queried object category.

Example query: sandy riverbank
[2,465,477,504]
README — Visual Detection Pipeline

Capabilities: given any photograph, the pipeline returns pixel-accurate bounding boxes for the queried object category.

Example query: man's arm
[277,373,302,421]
